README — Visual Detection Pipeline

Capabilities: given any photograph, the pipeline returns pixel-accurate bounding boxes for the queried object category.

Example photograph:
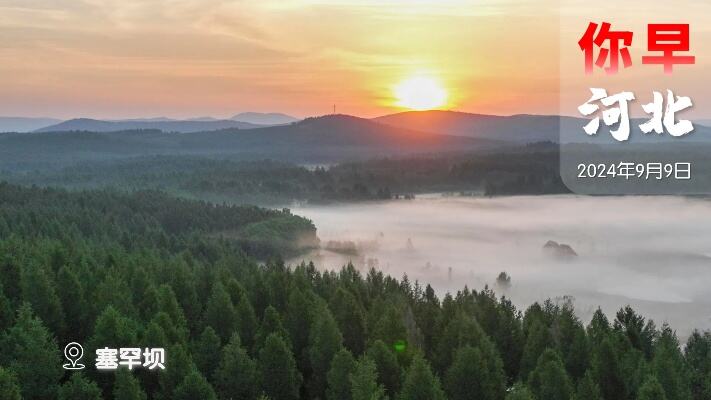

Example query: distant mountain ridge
[36,118,265,133]
[231,112,299,125]
[0,117,62,133]
[373,110,711,144]
[373,110,568,143]
[0,114,499,170]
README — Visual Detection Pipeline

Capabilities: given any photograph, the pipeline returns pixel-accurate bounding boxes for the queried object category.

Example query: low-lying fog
[288,195,711,337]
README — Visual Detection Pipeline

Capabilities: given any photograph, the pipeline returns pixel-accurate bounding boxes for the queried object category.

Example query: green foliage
[614,306,656,359]
[20,264,66,337]
[0,303,62,400]
[308,308,344,399]
[685,330,711,400]
[576,371,603,400]
[236,292,259,349]
[173,369,217,400]
[505,383,535,400]
[0,284,13,332]
[637,376,668,400]
[113,369,148,400]
[191,326,222,379]
[592,336,627,400]
[527,349,573,400]
[57,373,102,400]
[365,339,402,397]
[326,348,357,400]
[651,326,691,400]
[0,183,702,400]
[214,334,259,400]
[259,334,302,400]
[398,355,445,400]
[255,305,291,352]
[519,318,551,380]
[204,282,236,344]
[445,345,506,400]
[90,306,139,349]
[0,367,22,400]
[158,344,196,398]
[350,357,386,400]
[330,287,367,355]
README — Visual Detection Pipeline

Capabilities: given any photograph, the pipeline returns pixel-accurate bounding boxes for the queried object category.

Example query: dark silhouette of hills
[0,114,498,170]
[231,112,299,125]
[35,118,264,133]
[374,110,711,144]
[373,110,571,143]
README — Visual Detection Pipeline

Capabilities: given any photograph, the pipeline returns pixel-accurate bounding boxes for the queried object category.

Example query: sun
[394,75,448,111]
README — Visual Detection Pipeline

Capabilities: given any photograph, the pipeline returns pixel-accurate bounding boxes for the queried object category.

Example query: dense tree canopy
[0,183,706,399]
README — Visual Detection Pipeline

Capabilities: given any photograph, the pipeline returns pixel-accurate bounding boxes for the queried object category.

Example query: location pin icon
[63,342,85,370]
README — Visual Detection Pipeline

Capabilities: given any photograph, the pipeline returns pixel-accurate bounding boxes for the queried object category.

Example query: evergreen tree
[519,318,551,380]
[142,320,170,349]
[204,281,236,343]
[255,305,291,352]
[350,357,386,400]
[158,344,196,398]
[553,304,589,380]
[156,284,189,334]
[0,303,62,400]
[192,326,222,379]
[445,345,506,400]
[259,333,302,400]
[94,271,137,318]
[371,304,408,357]
[494,297,525,382]
[113,369,148,400]
[330,287,367,355]
[57,373,102,400]
[614,306,656,359]
[505,383,535,400]
[88,306,139,351]
[592,336,627,400]
[20,264,66,337]
[326,348,357,400]
[214,333,259,400]
[434,311,501,377]
[685,330,711,400]
[365,339,402,397]
[587,309,611,345]
[173,369,217,400]
[651,326,691,400]
[398,355,446,400]
[236,292,259,350]
[169,261,201,331]
[56,266,87,340]
[0,367,21,400]
[527,349,573,400]
[637,376,668,400]
[0,285,13,332]
[285,288,315,366]
[308,308,344,399]
[576,371,603,400]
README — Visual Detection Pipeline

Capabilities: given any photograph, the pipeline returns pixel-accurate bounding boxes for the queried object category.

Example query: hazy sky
[0,0,707,119]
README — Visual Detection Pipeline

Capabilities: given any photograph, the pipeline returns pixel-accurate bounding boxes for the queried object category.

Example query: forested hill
[0,182,708,400]
[0,183,317,258]
[0,115,497,171]
[2,149,569,204]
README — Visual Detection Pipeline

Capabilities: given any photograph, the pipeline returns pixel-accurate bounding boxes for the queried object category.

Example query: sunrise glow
[394,75,448,111]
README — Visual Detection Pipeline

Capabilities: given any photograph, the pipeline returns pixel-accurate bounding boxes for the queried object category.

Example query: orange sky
[0,0,707,119]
